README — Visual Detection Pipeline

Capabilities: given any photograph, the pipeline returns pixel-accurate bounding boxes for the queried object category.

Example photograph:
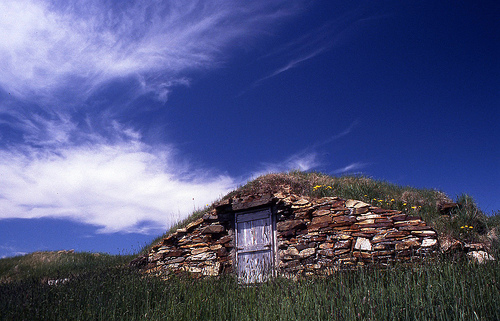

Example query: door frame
[234,207,277,282]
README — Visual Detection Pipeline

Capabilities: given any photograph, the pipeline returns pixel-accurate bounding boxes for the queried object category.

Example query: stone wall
[144,187,439,278]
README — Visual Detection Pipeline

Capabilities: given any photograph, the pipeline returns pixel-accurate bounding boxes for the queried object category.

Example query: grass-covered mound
[146,171,500,255]
[1,171,499,320]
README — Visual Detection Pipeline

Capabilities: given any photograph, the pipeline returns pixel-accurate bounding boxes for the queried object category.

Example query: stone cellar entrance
[235,208,275,283]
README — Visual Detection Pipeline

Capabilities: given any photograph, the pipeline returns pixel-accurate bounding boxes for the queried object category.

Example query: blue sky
[0,0,498,258]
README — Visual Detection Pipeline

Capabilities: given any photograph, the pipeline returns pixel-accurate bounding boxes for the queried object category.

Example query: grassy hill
[146,172,500,254]
[1,171,499,320]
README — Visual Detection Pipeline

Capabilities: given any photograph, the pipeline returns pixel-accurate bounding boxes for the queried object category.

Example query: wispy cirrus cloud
[252,121,360,178]
[0,0,301,104]
[249,7,391,86]
[252,151,320,178]
[333,162,369,175]
[0,0,304,235]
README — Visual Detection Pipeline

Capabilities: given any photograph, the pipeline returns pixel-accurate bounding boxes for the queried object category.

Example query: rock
[299,248,316,258]
[191,247,209,255]
[464,243,484,251]
[185,218,204,231]
[168,257,185,264]
[411,230,436,236]
[421,238,437,247]
[357,214,382,220]
[311,215,333,225]
[277,220,306,231]
[345,200,371,208]
[180,242,209,249]
[313,209,331,216]
[286,247,299,256]
[319,242,334,249]
[352,207,370,214]
[333,240,351,249]
[331,216,357,226]
[294,198,310,205]
[186,252,216,261]
[201,224,225,234]
[467,251,494,263]
[202,262,221,276]
[354,237,372,251]
[440,238,463,252]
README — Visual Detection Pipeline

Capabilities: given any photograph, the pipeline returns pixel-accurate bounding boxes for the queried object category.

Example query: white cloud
[0,0,300,103]
[333,162,368,174]
[252,152,320,179]
[0,0,304,235]
[0,136,236,233]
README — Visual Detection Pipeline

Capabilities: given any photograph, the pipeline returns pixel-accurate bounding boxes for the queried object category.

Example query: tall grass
[1,171,499,320]
[1,257,499,320]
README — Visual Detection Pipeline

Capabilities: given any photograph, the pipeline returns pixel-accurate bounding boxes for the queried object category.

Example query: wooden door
[235,208,274,283]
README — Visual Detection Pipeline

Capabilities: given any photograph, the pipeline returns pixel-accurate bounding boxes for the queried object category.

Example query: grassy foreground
[1,172,499,320]
[0,253,499,321]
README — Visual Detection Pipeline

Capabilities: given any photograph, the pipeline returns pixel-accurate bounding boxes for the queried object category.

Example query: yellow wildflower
[460,226,465,229]
[390,199,395,202]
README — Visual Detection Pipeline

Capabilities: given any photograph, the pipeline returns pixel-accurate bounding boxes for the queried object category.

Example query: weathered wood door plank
[236,208,274,283]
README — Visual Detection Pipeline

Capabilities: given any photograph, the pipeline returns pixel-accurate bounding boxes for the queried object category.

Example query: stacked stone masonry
[145,187,438,278]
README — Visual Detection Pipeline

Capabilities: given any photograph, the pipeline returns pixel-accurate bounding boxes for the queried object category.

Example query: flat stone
[467,251,495,264]
[311,215,333,225]
[277,220,306,231]
[333,249,351,256]
[186,252,216,261]
[421,238,437,247]
[180,242,209,249]
[319,242,334,249]
[313,209,331,216]
[411,230,436,236]
[168,257,185,264]
[202,262,221,276]
[345,200,371,208]
[307,222,330,232]
[201,224,225,234]
[353,251,372,258]
[295,210,312,219]
[185,218,204,231]
[354,237,372,251]
[185,266,202,273]
[286,247,299,256]
[299,247,316,258]
[332,216,357,225]
[164,250,185,257]
[352,207,370,214]
[357,214,382,220]
[216,235,232,244]
[294,198,310,205]
[333,240,351,249]
[191,247,209,255]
